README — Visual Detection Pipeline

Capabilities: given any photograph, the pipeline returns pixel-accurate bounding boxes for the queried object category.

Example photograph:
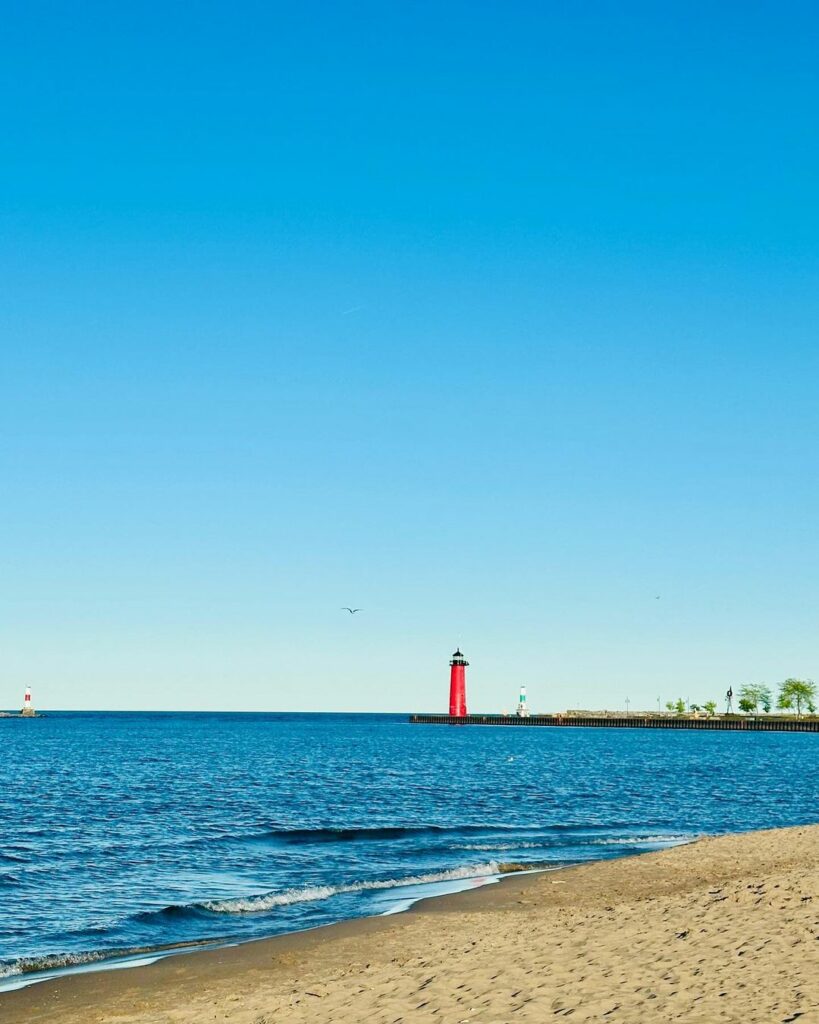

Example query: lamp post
[625,697,630,717]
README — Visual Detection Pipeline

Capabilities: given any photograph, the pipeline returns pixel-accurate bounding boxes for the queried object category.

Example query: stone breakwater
[410,712,819,731]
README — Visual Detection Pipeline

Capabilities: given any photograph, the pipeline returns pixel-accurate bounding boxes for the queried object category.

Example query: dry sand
[4,824,818,1023]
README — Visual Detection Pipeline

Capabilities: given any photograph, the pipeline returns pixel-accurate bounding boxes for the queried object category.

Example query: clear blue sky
[2,2,818,711]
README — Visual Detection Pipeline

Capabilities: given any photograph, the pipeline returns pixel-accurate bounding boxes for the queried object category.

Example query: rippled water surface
[1,712,818,985]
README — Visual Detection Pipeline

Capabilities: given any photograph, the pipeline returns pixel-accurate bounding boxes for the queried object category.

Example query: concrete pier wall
[409,713,819,732]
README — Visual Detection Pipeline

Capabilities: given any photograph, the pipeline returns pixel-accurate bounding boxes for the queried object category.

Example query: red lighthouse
[449,647,469,717]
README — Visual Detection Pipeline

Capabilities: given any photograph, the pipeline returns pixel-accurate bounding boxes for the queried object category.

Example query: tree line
[665,678,817,717]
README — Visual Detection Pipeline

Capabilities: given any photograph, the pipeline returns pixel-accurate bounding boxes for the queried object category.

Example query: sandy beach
[5,824,818,1024]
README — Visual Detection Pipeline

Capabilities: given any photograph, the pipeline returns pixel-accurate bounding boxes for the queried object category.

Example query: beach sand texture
[5,824,818,1023]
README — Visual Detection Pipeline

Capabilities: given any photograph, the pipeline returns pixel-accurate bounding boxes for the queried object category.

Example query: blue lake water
[1,712,818,987]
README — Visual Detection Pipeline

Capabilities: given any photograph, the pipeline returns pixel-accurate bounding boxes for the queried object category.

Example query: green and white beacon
[516,684,530,718]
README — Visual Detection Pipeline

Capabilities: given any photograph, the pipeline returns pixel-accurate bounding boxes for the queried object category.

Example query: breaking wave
[199,861,531,914]
[0,862,541,982]
[454,841,557,851]
[0,949,108,978]
[244,824,538,845]
[452,832,693,852]
[0,939,218,980]
[216,821,649,847]
[589,834,695,846]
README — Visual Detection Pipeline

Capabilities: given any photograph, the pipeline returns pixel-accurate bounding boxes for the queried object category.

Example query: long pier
[409,713,819,733]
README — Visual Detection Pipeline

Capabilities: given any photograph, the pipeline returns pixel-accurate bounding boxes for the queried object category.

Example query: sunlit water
[2,712,817,987]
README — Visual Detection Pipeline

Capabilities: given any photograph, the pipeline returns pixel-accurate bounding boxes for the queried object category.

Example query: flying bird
[341,607,362,614]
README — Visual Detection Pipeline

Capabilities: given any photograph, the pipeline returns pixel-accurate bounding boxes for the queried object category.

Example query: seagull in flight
[341,607,362,614]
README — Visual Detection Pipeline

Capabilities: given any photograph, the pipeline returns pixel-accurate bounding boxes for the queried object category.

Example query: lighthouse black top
[449,648,469,666]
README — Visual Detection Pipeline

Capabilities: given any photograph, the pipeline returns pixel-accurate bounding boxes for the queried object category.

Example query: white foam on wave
[455,834,694,851]
[0,949,169,993]
[454,842,548,851]
[590,835,694,846]
[201,862,503,914]
[0,949,110,978]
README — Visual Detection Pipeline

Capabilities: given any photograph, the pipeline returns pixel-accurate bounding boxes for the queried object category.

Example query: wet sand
[4,824,818,1023]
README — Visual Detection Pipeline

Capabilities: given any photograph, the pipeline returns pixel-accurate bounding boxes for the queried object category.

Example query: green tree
[777,678,818,718]
[703,700,717,717]
[674,698,686,715]
[689,703,701,713]
[665,701,675,712]
[739,683,772,714]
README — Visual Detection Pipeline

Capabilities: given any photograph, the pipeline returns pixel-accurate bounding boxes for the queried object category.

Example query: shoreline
[4,823,818,1022]
[0,864,517,993]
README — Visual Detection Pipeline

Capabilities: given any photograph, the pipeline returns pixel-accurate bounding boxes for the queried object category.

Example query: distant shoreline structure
[428,647,818,730]
[0,686,42,717]
[410,712,819,732]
